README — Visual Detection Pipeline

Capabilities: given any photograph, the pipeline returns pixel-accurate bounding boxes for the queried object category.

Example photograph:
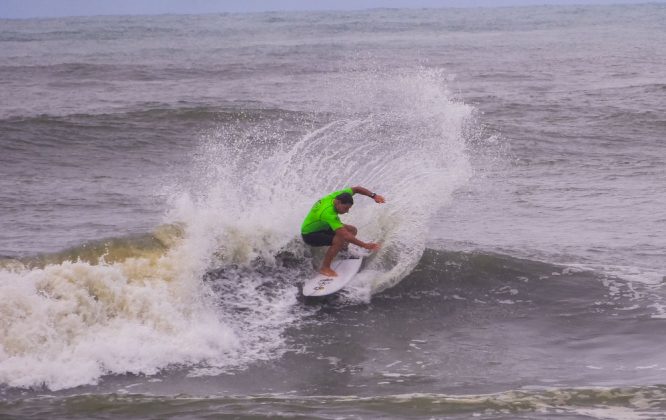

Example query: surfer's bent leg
[339,224,357,252]
[320,226,356,277]
[343,224,357,236]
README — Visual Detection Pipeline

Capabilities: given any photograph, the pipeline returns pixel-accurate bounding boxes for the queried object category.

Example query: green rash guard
[301,188,354,234]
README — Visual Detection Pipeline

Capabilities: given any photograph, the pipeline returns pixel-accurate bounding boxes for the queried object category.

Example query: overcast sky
[0,0,660,19]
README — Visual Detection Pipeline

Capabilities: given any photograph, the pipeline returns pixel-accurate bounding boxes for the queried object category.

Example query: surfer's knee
[343,224,357,236]
[331,230,346,246]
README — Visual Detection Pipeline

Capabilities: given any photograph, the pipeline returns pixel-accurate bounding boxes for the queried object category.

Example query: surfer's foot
[319,267,338,277]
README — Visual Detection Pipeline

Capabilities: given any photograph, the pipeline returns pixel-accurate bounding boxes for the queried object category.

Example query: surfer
[301,186,385,277]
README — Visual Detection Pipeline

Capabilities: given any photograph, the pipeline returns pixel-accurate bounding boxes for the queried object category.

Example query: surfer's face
[335,200,352,214]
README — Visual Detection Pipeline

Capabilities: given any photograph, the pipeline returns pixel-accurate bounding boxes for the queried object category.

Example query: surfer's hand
[373,194,385,204]
[364,242,381,252]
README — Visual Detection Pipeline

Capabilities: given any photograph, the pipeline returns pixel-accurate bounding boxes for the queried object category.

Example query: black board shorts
[302,228,336,247]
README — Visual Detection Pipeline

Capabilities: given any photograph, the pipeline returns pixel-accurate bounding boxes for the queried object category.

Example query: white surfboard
[302,244,371,297]
[302,257,364,297]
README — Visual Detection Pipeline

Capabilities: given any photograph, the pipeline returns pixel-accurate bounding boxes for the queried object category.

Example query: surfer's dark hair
[336,192,354,205]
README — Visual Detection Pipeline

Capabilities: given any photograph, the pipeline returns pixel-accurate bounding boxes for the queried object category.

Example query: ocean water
[1,4,665,419]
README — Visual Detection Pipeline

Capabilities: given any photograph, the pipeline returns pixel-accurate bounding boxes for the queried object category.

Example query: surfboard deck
[302,257,364,297]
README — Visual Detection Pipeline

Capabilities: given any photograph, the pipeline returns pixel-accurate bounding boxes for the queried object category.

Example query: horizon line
[0,0,660,21]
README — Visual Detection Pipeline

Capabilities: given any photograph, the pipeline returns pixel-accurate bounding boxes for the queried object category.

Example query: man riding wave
[301,186,385,277]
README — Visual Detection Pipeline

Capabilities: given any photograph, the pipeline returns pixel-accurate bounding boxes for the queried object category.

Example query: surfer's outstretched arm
[351,186,386,203]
